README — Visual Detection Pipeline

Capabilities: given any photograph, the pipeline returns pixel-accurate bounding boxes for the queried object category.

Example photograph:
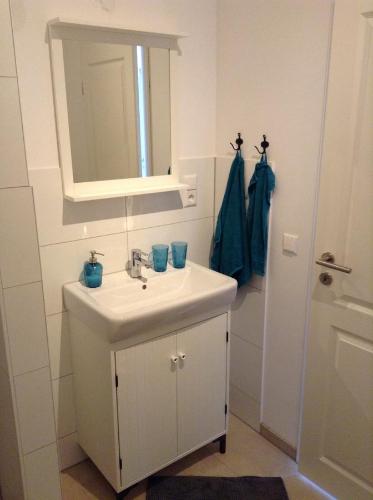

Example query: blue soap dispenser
[84,250,104,288]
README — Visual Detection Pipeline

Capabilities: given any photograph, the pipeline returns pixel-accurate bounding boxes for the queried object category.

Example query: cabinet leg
[219,434,226,454]
[116,486,132,499]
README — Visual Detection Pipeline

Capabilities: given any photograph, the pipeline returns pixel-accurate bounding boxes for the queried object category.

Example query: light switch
[181,174,197,189]
[283,233,298,254]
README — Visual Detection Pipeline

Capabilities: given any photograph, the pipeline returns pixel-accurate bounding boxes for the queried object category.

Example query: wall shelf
[64,182,189,202]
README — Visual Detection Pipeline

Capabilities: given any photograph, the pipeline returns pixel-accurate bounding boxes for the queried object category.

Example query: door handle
[171,355,179,364]
[178,353,186,360]
[315,252,352,274]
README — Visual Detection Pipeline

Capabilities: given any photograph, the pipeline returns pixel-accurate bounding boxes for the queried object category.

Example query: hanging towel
[211,152,251,287]
[247,154,275,277]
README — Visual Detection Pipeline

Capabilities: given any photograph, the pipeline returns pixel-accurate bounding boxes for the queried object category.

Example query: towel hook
[230,132,243,152]
[254,134,269,156]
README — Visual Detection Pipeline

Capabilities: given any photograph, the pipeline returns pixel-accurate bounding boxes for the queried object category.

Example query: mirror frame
[48,18,187,202]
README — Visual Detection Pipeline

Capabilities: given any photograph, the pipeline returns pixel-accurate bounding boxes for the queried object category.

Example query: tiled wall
[215,157,267,431]
[3,0,268,488]
[28,157,215,470]
[0,1,62,498]
[8,0,218,475]
[27,151,261,472]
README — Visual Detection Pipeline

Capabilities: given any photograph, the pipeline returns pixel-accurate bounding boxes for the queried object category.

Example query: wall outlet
[181,174,197,207]
[182,189,197,207]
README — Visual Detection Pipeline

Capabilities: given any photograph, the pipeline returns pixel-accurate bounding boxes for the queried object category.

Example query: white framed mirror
[48,19,187,201]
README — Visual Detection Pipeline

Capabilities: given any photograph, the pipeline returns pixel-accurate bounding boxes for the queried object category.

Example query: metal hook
[230,132,243,152]
[254,134,269,156]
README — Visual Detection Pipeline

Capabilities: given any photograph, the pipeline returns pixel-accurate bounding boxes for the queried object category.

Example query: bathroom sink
[63,261,237,343]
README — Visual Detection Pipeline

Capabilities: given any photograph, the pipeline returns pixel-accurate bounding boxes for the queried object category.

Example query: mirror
[62,40,171,183]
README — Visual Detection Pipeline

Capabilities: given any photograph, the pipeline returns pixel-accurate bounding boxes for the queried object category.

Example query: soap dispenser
[84,250,104,288]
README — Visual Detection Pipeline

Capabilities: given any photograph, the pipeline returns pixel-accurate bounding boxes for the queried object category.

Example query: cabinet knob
[171,355,179,364]
[178,353,186,360]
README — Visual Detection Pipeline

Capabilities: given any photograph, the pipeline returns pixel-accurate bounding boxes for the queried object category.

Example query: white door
[299,2,373,499]
[80,43,139,181]
[116,335,178,487]
[177,315,228,455]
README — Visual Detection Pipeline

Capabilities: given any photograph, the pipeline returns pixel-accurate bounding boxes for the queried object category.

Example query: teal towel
[211,152,251,287]
[247,155,275,277]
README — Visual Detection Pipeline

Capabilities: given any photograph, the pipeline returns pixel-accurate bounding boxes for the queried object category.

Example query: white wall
[10,0,218,471]
[0,1,62,499]
[6,0,336,484]
[216,0,333,447]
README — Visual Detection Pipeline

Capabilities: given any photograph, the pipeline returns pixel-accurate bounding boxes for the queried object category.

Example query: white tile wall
[29,167,126,246]
[14,367,56,454]
[26,156,216,471]
[127,218,214,269]
[52,374,76,439]
[24,443,62,500]
[4,282,49,376]
[126,158,215,231]
[40,232,127,315]
[230,333,263,402]
[0,78,28,187]
[58,432,86,471]
[0,367,25,499]
[0,0,16,77]
[0,301,10,374]
[0,3,61,494]
[0,187,41,288]
[231,285,265,348]
[229,384,261,432]
[47,312,73,380]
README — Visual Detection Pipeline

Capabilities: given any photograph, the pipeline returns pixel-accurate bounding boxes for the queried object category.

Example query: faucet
[130,249,151,282]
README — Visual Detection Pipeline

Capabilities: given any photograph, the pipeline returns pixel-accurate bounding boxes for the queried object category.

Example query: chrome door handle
[315,252,352,274]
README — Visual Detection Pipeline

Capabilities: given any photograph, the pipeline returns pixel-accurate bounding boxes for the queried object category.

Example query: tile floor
[61,415,331,499]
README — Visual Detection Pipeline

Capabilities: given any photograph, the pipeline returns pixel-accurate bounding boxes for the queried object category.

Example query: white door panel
[116,335,177,486]
[177,315,227,455]
[300,2,373,498]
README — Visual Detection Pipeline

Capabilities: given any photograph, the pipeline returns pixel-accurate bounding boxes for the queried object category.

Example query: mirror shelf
[64,178,189,202]
[48,18,186,202]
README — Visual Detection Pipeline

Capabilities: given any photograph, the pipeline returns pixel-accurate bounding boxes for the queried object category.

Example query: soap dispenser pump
[84,250,104,288]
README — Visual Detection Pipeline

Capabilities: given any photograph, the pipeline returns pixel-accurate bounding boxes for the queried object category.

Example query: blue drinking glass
[171,241,187,269]
[151,244,169,272]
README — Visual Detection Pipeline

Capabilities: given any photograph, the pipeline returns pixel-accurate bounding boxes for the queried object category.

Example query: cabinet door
[116,334,178,486]
[177,314,228,455]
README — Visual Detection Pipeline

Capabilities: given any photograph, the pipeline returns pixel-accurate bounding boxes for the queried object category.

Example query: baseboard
[259,424,297,461]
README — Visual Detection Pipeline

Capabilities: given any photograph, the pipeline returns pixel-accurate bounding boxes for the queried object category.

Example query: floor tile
[61,415,330,500]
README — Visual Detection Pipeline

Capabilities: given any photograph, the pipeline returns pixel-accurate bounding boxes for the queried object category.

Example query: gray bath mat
[147,475,289,500]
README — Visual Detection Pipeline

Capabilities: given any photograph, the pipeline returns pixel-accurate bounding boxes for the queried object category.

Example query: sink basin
[63,261,237,343]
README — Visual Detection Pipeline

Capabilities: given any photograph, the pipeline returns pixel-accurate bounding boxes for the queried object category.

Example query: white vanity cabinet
[70,312,230,497]
[116,314,228,487]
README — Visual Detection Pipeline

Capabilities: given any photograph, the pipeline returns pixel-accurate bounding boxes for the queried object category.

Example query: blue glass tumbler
[171,241,187,269]
[151,244,169,272]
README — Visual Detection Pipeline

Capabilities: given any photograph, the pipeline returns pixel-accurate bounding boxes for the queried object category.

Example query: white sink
[63,261,237,343]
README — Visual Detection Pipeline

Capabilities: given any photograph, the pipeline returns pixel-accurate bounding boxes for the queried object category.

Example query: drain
[142,284,147,290]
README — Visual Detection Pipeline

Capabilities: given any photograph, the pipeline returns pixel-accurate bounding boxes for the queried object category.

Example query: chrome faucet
[130,248,151,282]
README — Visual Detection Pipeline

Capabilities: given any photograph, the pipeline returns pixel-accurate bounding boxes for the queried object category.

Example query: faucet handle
[131,248,142,262]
